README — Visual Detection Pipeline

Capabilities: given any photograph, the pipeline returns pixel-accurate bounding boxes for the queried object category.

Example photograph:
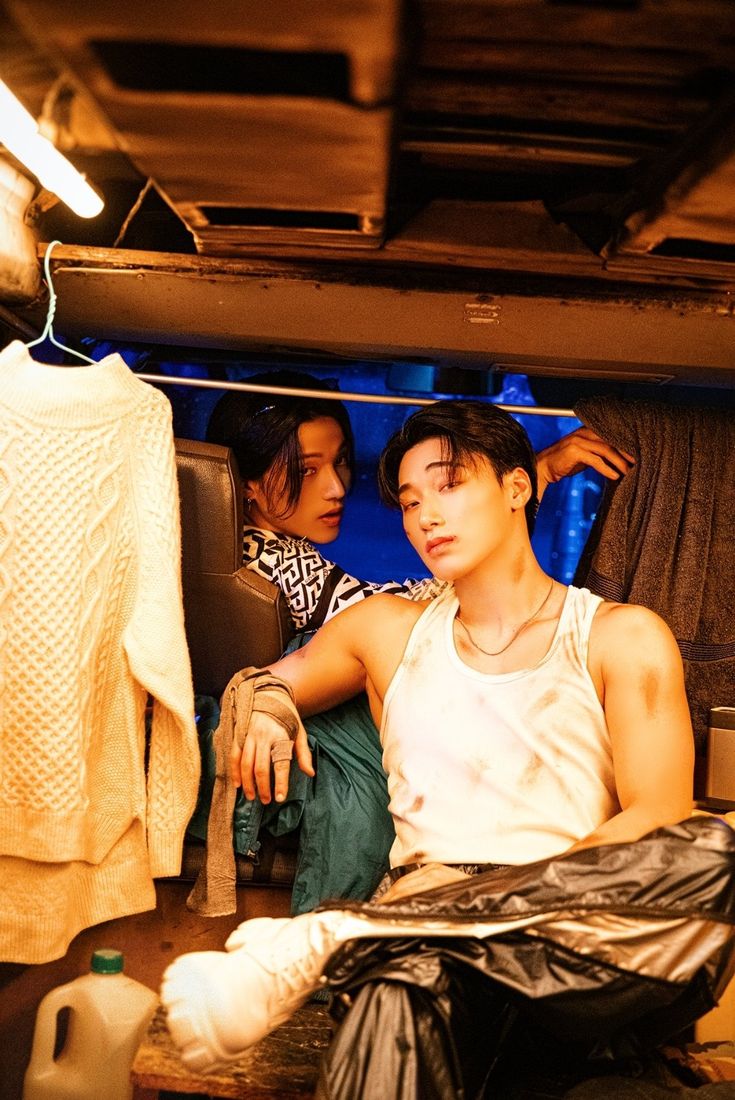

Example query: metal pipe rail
[136,372,577,418]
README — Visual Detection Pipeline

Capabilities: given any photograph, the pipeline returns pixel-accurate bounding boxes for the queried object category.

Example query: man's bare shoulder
[304,590,429,706]
[593,598,672,634]
[590,599,681,662]
[329,590,429,634]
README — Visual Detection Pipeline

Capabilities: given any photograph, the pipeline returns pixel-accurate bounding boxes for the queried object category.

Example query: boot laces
[270,918,332,1004]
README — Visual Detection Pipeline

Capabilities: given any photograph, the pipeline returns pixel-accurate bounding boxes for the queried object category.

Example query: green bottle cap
[90,948,124,974]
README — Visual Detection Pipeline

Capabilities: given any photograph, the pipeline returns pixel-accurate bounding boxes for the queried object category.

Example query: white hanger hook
[26,240,97,365]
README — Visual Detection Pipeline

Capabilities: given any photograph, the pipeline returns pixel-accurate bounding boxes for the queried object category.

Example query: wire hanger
[25,240,97,365]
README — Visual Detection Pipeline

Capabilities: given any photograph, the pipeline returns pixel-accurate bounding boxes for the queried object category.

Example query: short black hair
[377,400,538,534]
[206,370,355,518]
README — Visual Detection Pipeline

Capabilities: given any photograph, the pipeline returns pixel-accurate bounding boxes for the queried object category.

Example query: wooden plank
[605,251,735,284]
[30,231,735,294]
[131,1003,332,1099]
[36,256,735,384]
[193,200,607,274]
[406,73,709,130]
[418,0,735,58]
[620,159,735,252]
[417,40,718,85]
[384,199,600,268]
[612,93,735,253]
[402,133,654,168]
[34,227,735,292]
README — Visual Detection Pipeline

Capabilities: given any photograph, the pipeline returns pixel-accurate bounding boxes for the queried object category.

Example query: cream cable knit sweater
[0,341,199,963]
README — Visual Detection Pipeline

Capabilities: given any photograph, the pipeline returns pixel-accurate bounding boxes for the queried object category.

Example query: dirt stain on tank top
[525,688,560,718]
[403,636,431,674]
[521,752,544,787]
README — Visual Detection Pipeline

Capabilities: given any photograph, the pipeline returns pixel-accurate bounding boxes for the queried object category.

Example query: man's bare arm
[231,594,420,804]
[274,610,370,716]
[572,603,694,851]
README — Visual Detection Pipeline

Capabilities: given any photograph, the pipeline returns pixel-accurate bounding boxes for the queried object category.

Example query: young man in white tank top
[162,400,696,1073]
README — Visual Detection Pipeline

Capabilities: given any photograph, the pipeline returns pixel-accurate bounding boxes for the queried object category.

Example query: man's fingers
[587,441,635,477]
[230,734,257,799]
[583,448,633,480]
[270,738,294,803]
[540,428,636,486]
[240,736,257,801]
[254,742,274,804]
[294,725,315,777]
[570,429,635,473]
[272,726,314,801]
[272,758,292,803]
[228,712,312,805]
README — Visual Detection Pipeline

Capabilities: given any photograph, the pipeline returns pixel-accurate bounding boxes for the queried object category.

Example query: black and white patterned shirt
[243,526,447,631]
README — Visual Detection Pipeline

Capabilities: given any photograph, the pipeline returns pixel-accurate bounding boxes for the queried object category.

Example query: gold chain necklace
[455,578,556,658]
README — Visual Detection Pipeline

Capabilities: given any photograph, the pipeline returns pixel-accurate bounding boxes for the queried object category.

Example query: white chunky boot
[162,910,363,1072]
[161,907,538,1072]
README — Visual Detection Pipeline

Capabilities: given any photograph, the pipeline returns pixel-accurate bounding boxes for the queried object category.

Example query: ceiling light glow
[0,78,104,218]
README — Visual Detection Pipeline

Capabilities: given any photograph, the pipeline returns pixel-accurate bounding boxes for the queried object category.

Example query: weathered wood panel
[406,74,711,131]
[418,0,735,60]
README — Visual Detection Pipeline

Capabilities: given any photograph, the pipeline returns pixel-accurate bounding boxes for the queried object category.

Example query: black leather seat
[174,437,299,887]
[175,437,293,698]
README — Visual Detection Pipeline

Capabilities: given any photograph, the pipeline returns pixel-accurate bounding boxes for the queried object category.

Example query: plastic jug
[23,948,158,1100]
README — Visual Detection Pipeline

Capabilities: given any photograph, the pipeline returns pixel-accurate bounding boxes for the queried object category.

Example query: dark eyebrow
[300,444,349,461]
[397,460,460,497]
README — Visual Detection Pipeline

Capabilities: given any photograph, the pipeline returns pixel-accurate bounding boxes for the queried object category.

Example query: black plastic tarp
[315,817,735,1099]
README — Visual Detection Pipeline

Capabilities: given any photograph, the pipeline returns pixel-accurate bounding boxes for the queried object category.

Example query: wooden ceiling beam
[406,73,710,131]
[608,90,735,255]
[419,0,735,61]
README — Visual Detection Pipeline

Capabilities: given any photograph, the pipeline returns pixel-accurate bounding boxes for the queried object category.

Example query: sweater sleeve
[122,391,200,878]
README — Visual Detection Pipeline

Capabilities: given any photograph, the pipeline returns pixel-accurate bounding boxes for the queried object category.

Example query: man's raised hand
[536,427,634,501]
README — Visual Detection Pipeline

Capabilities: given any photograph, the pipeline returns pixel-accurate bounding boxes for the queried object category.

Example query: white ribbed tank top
[380,584,618,868]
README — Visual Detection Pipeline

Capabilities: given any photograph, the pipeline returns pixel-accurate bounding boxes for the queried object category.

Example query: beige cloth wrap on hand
[187,667,301,916]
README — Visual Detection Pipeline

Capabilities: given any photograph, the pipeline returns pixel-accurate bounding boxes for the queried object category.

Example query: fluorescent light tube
[0,78,103,218]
